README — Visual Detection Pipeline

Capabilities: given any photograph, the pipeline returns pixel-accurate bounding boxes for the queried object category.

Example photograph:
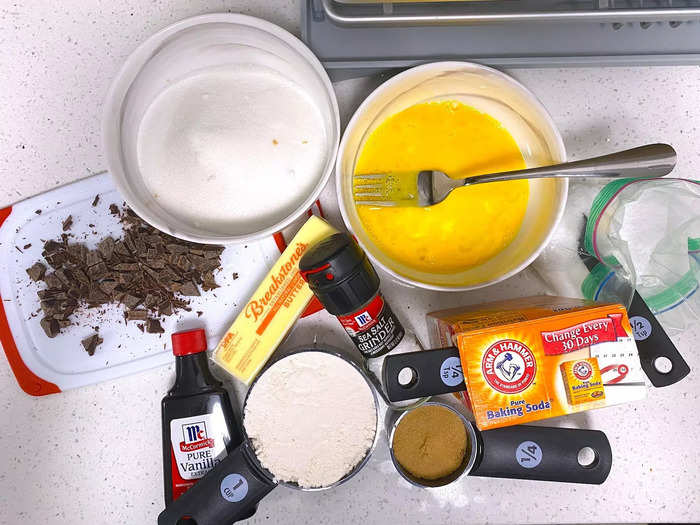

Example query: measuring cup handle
[158,442,275,525]
[383,347,464,401]
[470,425,612,484]
[628,291,690,387]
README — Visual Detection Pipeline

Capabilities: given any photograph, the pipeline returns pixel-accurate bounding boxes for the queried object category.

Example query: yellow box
[560,357,605,406]
[427,296,647,430]
[212,216,337,383]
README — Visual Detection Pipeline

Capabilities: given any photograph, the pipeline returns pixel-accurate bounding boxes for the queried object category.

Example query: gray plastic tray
[302,0,700,80]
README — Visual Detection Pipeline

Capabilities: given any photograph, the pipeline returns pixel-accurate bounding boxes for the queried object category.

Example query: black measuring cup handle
[470,425,612,485]
[383,346,464,401]
[158,442,275,525]
[628,291,690,387]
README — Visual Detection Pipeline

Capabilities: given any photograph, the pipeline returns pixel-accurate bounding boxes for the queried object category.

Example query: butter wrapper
[213,216,337,383]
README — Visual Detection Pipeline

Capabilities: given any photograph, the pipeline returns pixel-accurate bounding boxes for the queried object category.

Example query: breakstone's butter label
[213,216,338,383]
[427,296,647,430]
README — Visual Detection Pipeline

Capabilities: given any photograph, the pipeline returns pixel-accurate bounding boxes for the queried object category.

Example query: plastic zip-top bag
[583,178,700,334]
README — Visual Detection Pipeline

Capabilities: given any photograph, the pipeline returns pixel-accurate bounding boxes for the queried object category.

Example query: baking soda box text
[427,296,647,430]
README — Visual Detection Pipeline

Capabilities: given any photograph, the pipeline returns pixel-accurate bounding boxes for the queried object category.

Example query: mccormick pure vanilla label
[169,414,229,499]
[427,296,647,430]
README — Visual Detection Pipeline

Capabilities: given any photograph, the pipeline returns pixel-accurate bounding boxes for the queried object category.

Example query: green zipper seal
[584,179,637,257]
[581,262,614,300]
[644,268,699,313]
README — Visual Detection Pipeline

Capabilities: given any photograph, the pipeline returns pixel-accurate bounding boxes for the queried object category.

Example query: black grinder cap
[299,233,380,316]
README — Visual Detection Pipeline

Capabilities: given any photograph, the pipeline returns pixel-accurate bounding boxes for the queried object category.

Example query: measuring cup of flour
[158,347,379,525]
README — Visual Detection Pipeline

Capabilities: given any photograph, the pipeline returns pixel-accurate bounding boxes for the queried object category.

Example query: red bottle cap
[172,328,208,356]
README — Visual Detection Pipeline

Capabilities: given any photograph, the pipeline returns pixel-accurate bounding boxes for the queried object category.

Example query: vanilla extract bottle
[161,328,255,523]
[300,233,429,410]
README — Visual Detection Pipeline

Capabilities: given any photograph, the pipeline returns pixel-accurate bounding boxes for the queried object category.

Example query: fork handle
[463,143,676,186]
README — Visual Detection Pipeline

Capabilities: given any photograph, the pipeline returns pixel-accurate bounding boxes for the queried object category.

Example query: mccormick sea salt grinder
[161,328,255,523]
[300,233,427,410]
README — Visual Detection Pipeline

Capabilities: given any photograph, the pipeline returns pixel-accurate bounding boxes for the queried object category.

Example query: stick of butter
[213,216,337,383]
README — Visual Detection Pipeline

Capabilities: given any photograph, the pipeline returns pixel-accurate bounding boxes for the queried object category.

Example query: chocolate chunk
[97,237,115,260]
[126,309,149,321]
[43,273,63,289]
[23,243,31,250]
[40,317,59,338]
[62,215,73,231]
[100,280,120,295]
[158,301,173,316]
[81,334,103,356]
[35,209,42,215]
[232,272,239,280]
[114,263,140,272]
[179,281,200,297]
[109,203,119,215]
[146,319,164,334]
[26,262,46,282]
[122,294,142,309]
[196,311,203,317]
[87,261,108,279]
[91,195,100,207]
[85,250,103,268]
[166,244,189,255]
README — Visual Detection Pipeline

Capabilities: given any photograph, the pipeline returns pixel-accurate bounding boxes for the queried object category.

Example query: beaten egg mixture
[355,101,528,274]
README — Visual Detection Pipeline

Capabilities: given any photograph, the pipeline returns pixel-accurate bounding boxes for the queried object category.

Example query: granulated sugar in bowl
[104,14,339,244]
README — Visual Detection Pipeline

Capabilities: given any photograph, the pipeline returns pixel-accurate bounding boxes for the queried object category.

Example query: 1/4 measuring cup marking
[516,441,543,468]
[440,356,464,387]
[220,474,249,502]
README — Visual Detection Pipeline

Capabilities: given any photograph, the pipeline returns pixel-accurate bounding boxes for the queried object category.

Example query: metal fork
[352,143,676,207]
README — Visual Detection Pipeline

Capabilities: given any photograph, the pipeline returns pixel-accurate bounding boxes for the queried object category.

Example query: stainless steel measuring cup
[158,346,380,525]
[387,400,613,487]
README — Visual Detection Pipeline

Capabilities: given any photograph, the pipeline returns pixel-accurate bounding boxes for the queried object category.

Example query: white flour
[244,351,377,488]
[136,65,327,235]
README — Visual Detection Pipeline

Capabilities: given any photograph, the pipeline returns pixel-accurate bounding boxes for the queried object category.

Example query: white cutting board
[0,173,316,395]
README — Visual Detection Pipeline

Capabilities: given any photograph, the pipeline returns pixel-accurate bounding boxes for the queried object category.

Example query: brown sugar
[392,405,468,481]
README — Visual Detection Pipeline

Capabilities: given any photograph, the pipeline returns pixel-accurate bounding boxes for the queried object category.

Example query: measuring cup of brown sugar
[387,400,614,487]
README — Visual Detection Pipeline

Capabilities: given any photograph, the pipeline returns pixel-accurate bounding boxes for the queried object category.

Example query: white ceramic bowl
[337,62,567,291]
[103,14,339,244]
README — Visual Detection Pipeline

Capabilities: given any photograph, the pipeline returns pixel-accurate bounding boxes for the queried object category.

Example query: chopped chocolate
[158,301,173,316]
[91,195,100,207]
[114,263,139,272]
[35,209,42,215]
[81,333,103,356]
[166,244,189,255]
[126,309,149,321]
[62,215,73,231]
[23,243,32,250]
[87,261,108,279]
[146,319,164,334]
[137,323,145,332]
[26,262,46,282]
[97,237,115,260]
[232,272,239,280]
[40,317,59,338]
[179,281,200,297]
[122,294,142,309]
[25,205,228,347]
[197,311,203,318]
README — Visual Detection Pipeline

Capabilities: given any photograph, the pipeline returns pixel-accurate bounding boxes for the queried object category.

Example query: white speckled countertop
[1,1,699,524]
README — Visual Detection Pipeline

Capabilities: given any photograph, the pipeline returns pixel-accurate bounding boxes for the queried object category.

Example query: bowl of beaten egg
[337,62,567,290]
